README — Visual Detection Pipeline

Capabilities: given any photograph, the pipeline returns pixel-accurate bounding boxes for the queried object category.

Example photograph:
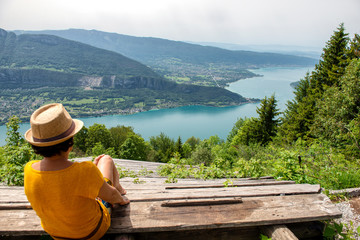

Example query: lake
[0,67,312,146]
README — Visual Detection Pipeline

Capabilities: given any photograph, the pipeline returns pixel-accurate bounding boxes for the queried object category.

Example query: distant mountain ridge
[14,29,318,68]
[0,29,170,89]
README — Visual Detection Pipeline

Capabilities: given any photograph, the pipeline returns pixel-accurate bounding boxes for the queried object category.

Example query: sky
[0,0,359,50]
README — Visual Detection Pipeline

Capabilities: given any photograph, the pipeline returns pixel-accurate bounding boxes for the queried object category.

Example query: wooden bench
[0,159,342,239]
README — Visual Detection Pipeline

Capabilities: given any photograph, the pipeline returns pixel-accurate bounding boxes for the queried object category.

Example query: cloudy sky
[0,0,359,49]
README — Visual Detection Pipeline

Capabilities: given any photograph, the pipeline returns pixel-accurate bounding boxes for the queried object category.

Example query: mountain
[0,29,251,124]
[0,29,167,89]
[190,42,322,59]
[14,29,318,67]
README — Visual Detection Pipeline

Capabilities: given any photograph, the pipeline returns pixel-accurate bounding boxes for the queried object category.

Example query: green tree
[348,33,360,60]
[0,116,35,185]
[86,123,113,154]
[73,126,88,154]
[279,24,351,143]
[185,136,200,151]
[312,59,360,157]
[311,23,349,90]
[174,136,184,158]
[256,95,280,145]
[227,118,246,143]
[109,125,136,156]
[232,95,279,146]
[119,135,149,161]
[191,140,214,166]
[231,117,261,146]
[91,142,106,156]
[149,133,175,162]
[5,116,23,146]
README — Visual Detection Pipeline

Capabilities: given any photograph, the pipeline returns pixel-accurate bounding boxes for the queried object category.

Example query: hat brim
[25,119,84,147]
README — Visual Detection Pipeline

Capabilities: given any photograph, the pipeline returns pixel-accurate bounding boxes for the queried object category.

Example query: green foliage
[109,125,136,156]
[260,234,272,240]
[73,126,88,154]
[191,140,214,166]
[231,95,280,146]
[90,143,117,157]
[312,23,349,90]
[116,166,138,179]
[312,59,360,157]
[323,220,360,240]
[231,117,261,146]
[185,136,201,151]
[119,135,150,161]
[0,116,36,185]
[348,33,360,60]
[256,95,280,144]
[86,123,113,153]
[227,118,245,143]
[149,133,175,162]
[280,73,315,142]
[174,136,184,158]
[5,116,24,146]
[280,24,352,143]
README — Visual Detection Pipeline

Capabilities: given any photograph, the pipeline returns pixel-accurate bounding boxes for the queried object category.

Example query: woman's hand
[93,154,105,166]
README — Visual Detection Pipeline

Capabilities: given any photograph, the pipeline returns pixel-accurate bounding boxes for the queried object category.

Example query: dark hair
[31,138,74,157]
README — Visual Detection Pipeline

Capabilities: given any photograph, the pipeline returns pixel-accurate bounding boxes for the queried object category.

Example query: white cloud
[0,0,359,48]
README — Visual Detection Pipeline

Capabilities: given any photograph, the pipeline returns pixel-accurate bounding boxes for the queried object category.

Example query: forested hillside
[14,29,317,87]
[0,29,251,124]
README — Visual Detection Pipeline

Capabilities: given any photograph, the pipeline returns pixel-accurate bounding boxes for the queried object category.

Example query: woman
[24,103,129,240]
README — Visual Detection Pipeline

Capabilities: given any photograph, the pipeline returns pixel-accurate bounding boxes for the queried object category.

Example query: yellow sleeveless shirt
[24,160,111,239]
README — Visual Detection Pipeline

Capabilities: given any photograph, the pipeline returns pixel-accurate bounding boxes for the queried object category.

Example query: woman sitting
[24,103,129,240]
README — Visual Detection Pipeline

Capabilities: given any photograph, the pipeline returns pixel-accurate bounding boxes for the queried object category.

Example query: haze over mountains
[14,29,318,68]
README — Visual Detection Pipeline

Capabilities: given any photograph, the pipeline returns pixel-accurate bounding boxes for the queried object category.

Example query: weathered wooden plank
[108,194,341,233]
[0,184,321,206]
[164,180,295,189]
[161,197,243,207]
[125,184,321,202]
[0,194,341,235]
[261,225,298,240]
[120,178,291,189]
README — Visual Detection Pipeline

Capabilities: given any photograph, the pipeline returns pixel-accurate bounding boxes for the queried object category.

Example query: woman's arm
[98,180,130,205]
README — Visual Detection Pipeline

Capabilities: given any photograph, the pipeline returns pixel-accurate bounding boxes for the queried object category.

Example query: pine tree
[279,24,351,143]
[312,59,360,156]
[232,95,280,146]
[280,74,316,142]
[348,33,360,60]
[175,136,184,158]
[311,23,349,90]
[256,94,280,144]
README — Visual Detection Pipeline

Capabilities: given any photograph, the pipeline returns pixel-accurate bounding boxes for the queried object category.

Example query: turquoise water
[0,67,313,145]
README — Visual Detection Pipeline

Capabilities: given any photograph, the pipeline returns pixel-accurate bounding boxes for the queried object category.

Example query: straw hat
[25,103,84,147]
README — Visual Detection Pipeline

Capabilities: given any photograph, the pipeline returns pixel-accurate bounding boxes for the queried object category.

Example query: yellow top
[24,160,111,239]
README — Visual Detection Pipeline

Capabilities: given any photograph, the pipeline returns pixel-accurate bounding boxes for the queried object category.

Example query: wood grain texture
[0,194,340,235]
[161,197,243,207]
